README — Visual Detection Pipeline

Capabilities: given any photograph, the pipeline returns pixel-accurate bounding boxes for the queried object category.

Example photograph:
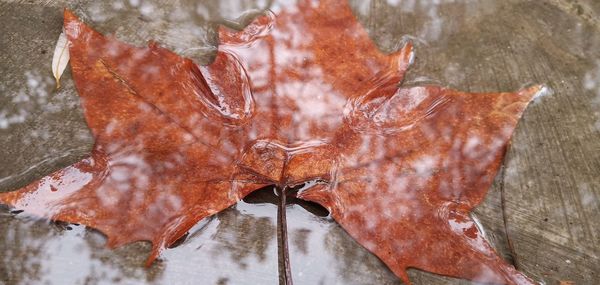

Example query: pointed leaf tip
[528,84,548,98]
[63,9,78,23]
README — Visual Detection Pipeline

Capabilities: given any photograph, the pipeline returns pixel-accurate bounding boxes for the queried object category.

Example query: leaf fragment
[51,31,70,89]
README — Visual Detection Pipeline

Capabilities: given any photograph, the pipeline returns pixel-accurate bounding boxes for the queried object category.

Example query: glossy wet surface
[1,0,599,284]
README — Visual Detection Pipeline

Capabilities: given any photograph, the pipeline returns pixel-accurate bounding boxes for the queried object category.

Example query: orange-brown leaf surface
[0,1,542,284]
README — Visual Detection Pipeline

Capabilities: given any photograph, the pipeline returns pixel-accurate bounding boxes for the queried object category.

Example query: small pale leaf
[51,31,70,89]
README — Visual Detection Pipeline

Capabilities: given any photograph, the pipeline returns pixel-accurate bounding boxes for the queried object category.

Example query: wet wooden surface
[1,0,599,284]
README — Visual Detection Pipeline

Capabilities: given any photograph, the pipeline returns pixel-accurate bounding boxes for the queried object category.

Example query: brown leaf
[0,1,542,284]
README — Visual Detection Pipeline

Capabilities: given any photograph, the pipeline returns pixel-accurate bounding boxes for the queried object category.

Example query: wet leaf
[1,1,542,284]
[51,30,70,89]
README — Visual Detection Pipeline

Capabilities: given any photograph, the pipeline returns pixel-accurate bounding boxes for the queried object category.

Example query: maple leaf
[0,1,543,284]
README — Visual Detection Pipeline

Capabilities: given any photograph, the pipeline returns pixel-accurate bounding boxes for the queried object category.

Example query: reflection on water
[0,195,408,285]
[285,203,403,285]
[0,202,278,285]
[0,0,599,284]
[160,202,278,284]
[0,209,160,285]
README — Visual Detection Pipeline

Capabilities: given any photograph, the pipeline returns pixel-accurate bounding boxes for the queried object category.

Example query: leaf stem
[276,186,293,285]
